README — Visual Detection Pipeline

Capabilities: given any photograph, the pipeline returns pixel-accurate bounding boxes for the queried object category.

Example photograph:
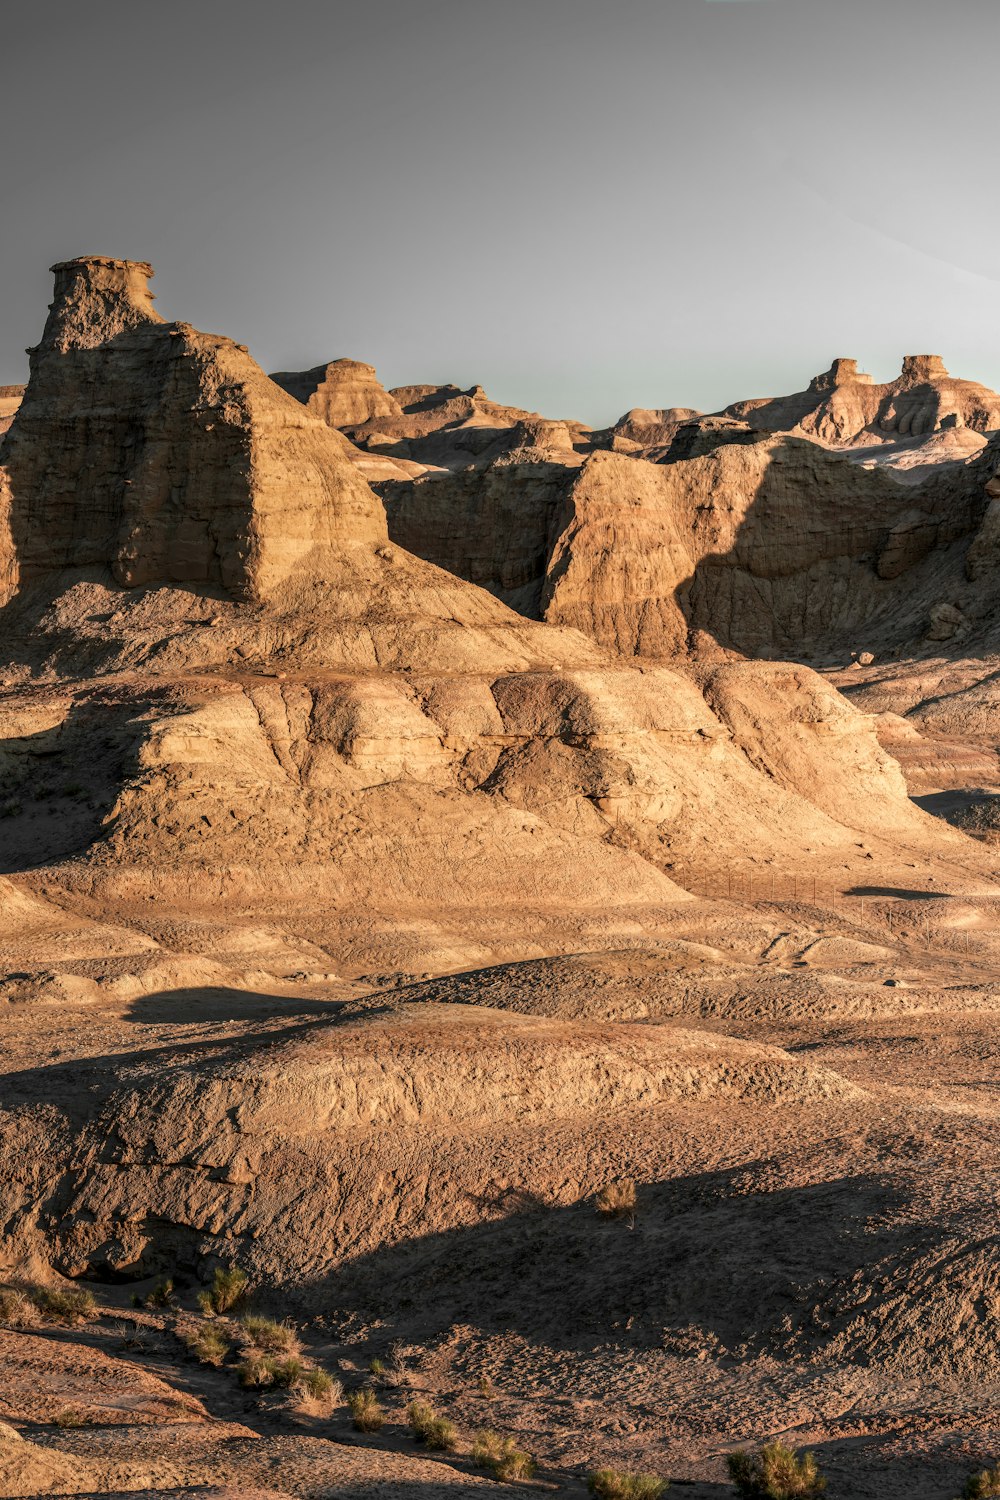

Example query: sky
[1,0,999,425]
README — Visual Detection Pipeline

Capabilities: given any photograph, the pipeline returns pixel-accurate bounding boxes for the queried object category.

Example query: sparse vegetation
[407,1399,457,1451]
[197,1264,248,1315]
[0,799,21,818]
[0,1287,39,1327]
[347,1386,385,1432]
[588,1470,668,1500]
[727,1443,826,1499]
[473,1428,536,1481]
[54,1408,87,1428]
[142,1277,175,1309]
[477,1374,496,1399]
[302,1367,340,1402]
[237,1353,304,1389]
[369,1356,386,1376]
[29,1286,97,1324]
[240,1314,301,1355]
[961,1467,1000,1500]
[183,1323,230,1366]
[595,1178,637,1218]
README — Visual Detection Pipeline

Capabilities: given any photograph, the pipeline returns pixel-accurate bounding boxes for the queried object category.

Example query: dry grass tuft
[197,1265,248,1315]
[239,1315,301,1356]
[594,1179,637,1219]
[54,1408,87,1428]
[238,1354,303,1389]
[297,1367,342,1415]
[962,1468,1000,1500]
[29,1287,97,1325]
[183,1324,230,1367]
[473,1428,536,1481]
[0,1287,40,1328]
[727,1443,825,1499]
[347,1386,385,1432]
[588,1470,668,1500]
[407,1400,457,1451]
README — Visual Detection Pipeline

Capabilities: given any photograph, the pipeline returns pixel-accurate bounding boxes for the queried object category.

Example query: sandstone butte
[0,258,999,1500]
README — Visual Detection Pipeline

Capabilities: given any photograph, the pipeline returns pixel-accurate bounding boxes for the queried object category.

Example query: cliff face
[385,432,1000,660]
[0,258,386,605]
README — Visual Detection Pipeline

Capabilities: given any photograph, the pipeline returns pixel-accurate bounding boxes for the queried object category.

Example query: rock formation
[386,429,1000,660]
[270,357,403,428]
[720,353,1000,447]
[0,259,384,605]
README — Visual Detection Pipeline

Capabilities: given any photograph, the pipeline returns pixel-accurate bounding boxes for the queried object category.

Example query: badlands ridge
[0,259,998,1500]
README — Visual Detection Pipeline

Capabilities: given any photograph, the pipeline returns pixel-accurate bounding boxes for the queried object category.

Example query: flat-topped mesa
[808,358,874,392]
[900,354,949,383]
[0,257,386,607]
[270,357,404,428]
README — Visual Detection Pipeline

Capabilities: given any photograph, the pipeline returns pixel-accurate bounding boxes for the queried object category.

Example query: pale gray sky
[2,0,998,424]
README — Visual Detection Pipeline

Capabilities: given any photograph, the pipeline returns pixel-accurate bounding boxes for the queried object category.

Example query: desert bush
[727,1443,825,1499]
[0,799,22,818]
[143,1278,175,1310]
[407,1400,457,1451]
[369,1356,386,1376]
[961,1467,1000,1499]
[473,1428,536,1481]
[240,1314,301,1355]
[54,1408,86,1428]
[29,1287,97,1324]
[347,1386,384,1432]
[588,1469,668,1500]
[0,1288,39,1328]
[237,1354,303,1390]
[477,1374,496,1399]
[302,1368,340,1402]
[197,1264,248,1315]
[238,1354,273,1389]
[595,1179,637,1218]
[183,1324,230,1367]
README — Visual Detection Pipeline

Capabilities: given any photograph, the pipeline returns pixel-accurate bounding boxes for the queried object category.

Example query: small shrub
[54,1408,86,1428]
[473,1429,536,1481]
[30,1287,97,1325]
[407,1400,457,1451]
[0,799,21,818]
[183,1324,230,1367]
[197,1264,248,1315]
[477,1374,496,1399]
[302,1367,340,1402]
[0,1287,39,1328]
[237,1353,303,1390]
[369,1356,386,1376]
[238,1354,273,1389]
[727,1443,825,1500]
[348,1386,384,1432]
[240,1315,300,1355]
[595,1179,637,1219]
[589,1470,668,1500]
[268,1356,304,1389]
[143,1278,175,1310]
[962,1468,1000,1500]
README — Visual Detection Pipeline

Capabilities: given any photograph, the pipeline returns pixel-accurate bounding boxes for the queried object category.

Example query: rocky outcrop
[277,363,593,472]
[0,259,385,605]
[386,433,996,660]
[721,354,1000,447]
[270,358,403,428]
